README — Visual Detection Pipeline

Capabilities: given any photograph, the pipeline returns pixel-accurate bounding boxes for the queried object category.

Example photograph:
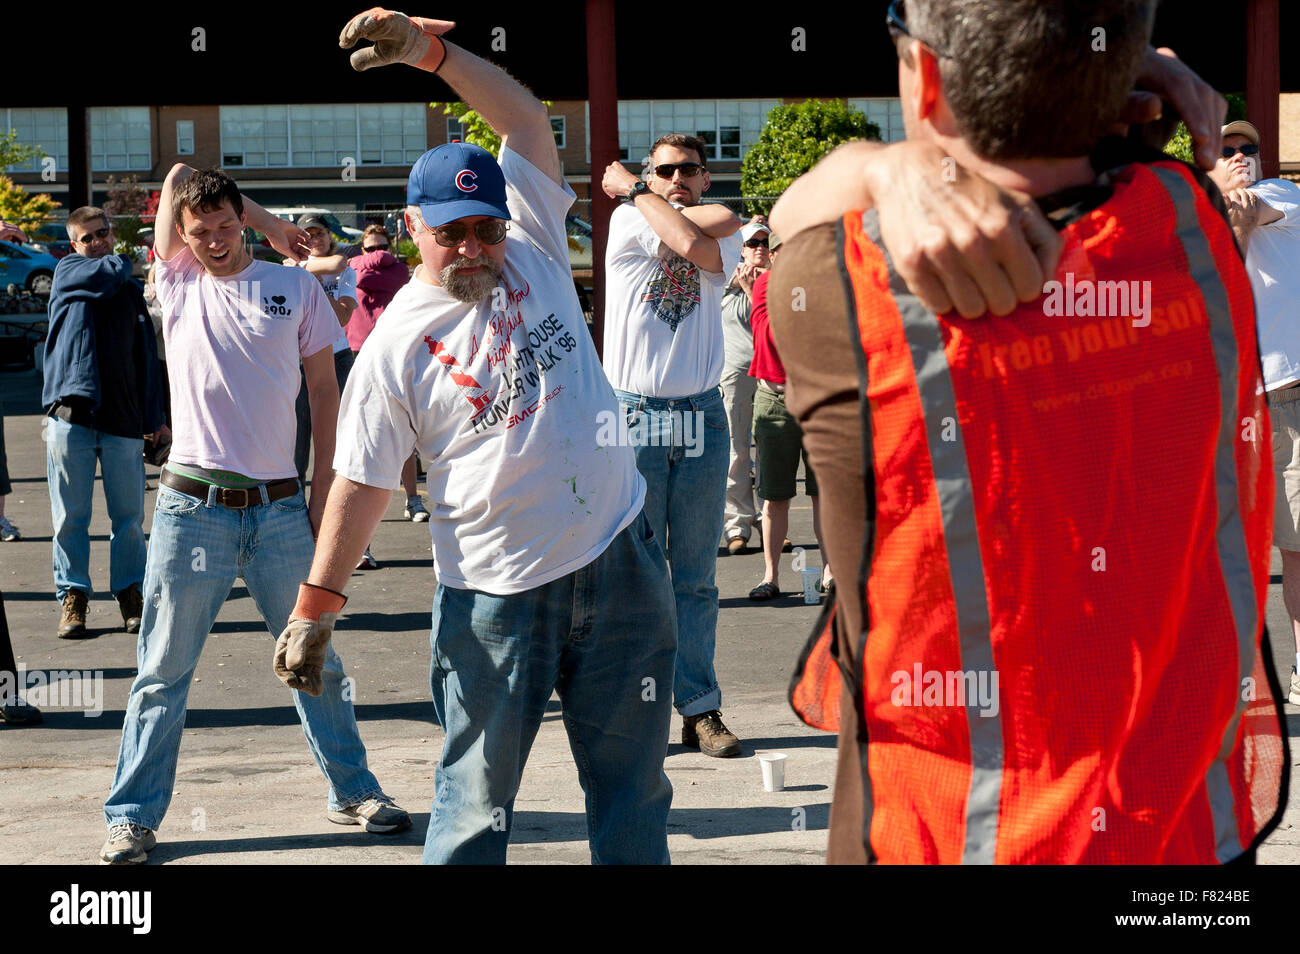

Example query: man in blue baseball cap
[276,9,678,865]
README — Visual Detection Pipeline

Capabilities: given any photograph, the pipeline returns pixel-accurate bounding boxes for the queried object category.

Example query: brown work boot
[58,589,89,639]
[116,583,144,634]
[682,710,742,758]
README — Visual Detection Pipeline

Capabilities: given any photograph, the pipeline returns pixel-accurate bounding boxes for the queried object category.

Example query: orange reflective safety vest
[790,160,1288,864]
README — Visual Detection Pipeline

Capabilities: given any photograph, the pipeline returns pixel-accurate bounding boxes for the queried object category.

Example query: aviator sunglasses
[429,219,510,248]
[75,226,112,244]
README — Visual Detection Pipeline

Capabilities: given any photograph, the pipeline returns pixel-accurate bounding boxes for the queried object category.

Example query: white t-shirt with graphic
[601,201,742,397]
[154,246,339,479]
[335,146,645,595]
[293,258,355,353]
[1246,179,1300,389]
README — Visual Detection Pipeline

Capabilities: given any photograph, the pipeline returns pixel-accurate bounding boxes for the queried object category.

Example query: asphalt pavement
[1,365,1297,865]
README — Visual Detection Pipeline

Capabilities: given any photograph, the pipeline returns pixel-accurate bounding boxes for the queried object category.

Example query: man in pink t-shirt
[100,165,409,865]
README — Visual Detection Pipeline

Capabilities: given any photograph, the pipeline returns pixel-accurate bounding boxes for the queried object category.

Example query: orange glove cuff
[292,582,347,621]
[410,19,447,72]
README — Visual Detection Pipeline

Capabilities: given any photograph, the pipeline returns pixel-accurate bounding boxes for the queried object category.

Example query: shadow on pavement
[16,700,441,731]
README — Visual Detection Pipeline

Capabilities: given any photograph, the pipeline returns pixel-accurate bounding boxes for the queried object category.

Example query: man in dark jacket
[43,206,166,638]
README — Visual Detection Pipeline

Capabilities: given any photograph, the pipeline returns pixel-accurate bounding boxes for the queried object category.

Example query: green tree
[1164,93,1246,165]
[433,100,553,157]
[0,128,60,235]
[740,100,880,216]
[103,175,155,259]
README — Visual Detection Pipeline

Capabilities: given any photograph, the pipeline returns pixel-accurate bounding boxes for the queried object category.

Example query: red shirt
[747,270,785,383]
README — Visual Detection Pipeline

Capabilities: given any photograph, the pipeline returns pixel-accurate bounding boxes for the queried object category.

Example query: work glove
[274,583,347,697]
[339,9,455,72]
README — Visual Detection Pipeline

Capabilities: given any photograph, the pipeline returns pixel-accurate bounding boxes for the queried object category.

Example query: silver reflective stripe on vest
[862,211,1003,864]
[1150,166,1256,861]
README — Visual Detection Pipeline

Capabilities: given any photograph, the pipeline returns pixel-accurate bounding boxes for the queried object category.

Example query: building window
[2,107,67,173]
[551,117,566,150]
[847,98,905,143]
[617,100,780,164]
[446,117,464,142]
[220,104,427,169]
[89,107,151,172]
[176,120,194,155]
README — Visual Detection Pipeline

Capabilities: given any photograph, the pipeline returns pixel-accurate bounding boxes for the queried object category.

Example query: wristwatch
[625,181,652,202]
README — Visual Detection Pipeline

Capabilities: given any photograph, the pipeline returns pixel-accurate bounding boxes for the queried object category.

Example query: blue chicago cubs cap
[407,142,511,229]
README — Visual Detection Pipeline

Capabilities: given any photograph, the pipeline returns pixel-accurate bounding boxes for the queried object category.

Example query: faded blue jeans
[45,416,146,601]
[613,387,729,717]
[104,481,384,831]
[423,512,676,865]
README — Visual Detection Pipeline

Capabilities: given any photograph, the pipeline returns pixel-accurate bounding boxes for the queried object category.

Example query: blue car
[0,240,58,297]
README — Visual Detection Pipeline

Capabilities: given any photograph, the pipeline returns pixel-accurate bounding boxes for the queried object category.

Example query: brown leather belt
[161,469,300,509]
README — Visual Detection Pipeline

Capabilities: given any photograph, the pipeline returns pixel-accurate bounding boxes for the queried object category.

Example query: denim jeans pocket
[702,401,729,432]
[271,491,307,513]
[156,487,203,517]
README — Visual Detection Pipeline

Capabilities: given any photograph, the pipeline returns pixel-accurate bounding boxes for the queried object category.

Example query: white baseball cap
[740,222,771,243]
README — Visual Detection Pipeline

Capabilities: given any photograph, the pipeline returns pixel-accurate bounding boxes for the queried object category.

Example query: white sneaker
[100,823,156,864]
[356,548,379,570]
[404,496,430,522]
[1290,667,1300,707]
[0,516,20,541]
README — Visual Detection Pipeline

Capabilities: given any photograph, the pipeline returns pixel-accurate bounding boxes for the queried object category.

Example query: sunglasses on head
[654,162,704,180]
[1223,143,1260,159]
[744,237,769,248]
[886,0,953,58]
[431,219,509,248]
[75,226,111,244]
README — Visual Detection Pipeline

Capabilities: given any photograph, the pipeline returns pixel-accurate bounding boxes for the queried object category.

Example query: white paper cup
[801,567,821,604]
[758,752,788,792]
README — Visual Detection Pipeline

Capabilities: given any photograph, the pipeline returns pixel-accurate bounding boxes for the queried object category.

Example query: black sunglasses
[744,238,769,248]
[1223,143,1260,159]
[886,0,953,58]
[431,220,509,248]
[75,226,111,244]
[654,162,704,180]
[363,243,389,252]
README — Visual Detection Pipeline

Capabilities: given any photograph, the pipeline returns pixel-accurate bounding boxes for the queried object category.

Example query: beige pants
[1270,386,1300,550]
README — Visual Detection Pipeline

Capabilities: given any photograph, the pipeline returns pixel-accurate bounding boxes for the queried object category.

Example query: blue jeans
[45,416,146,601]
[104,481,383,830]
[613,387,729,717]
[423,512,676,865]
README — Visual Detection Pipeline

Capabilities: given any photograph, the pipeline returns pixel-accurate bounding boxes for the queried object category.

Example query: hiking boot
[57,589,89,639]
[116,583,143,634]
[0,516,20,541]
[404,495,430,522]
[100,823,156,864]
[327,794,411,833]
[682,710,742,758]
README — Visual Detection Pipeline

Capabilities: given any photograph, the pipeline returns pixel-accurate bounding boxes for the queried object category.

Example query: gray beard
[440,256,504,304]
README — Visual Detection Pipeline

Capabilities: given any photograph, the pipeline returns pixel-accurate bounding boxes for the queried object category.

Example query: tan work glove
[274,583,347,696]
[339,8,455,72]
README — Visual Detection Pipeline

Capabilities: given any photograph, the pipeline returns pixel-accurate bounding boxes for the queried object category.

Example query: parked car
[0,240,58,296]
[566,214,593,269]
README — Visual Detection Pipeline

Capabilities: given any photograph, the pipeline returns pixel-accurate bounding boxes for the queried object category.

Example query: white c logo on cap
[455,170,478,193]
